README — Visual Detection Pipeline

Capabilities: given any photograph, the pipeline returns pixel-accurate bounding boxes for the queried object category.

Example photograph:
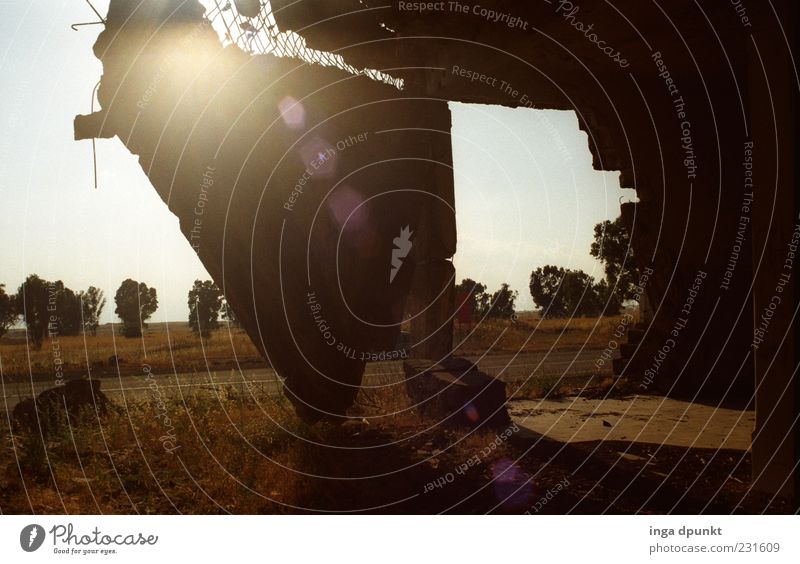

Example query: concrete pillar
[408,259,455,360]
[749,0,798,504]
[407,103,456,361]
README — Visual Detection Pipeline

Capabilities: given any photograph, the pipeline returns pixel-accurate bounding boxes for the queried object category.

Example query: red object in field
[456,290,474,325]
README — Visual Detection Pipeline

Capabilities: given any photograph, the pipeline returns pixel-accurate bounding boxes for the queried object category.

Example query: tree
[52,281,83,336]
[454,278,490,322]
[529,265,605,318]
[187,280,223,338]
[17,275,50,348]
[114,279,158,337]
[486,283,518,319]
[593,279,623,316]
[80,286,106,336]
[590,215,639,309]
[0,284,18,339]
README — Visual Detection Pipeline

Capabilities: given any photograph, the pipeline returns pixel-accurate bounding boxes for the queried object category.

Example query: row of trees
[112,278,238,338]
[0,276,107,345]
[0,276,239,347]
[454,216,639,321]
[530,216,639,318]
[454,279,518,321]
[1,216,635,340]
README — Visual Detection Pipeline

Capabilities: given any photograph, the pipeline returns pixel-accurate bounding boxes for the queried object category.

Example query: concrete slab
[509,395,754,451]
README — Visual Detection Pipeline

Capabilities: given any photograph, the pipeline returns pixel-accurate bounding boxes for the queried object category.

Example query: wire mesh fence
[199,0,402,88]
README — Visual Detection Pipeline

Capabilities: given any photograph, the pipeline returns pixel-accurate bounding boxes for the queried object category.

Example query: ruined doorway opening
[448,102,635,380]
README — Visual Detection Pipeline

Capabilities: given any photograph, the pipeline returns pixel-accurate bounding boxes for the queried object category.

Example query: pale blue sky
[0,1,631,322]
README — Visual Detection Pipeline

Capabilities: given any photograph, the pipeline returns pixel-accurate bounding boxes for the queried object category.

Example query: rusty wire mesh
[200,0,401,88]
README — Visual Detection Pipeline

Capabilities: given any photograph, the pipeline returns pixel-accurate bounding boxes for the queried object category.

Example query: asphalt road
[1,349,610,411]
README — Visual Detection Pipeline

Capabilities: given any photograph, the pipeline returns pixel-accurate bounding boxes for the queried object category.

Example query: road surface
[1,349,611,412]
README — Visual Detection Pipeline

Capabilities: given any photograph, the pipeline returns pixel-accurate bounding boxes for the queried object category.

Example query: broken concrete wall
[270,0,758,401]
[76,0,454,420]
[75,0,797,500]
[268,0,797,499]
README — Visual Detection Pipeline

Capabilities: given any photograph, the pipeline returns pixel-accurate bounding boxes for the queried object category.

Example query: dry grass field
[1,310,788,514]
[0,323,264,381]
[0,310,641,514]
[0,375,784,514]
[0,384,525,513]
[453,311,637,354]
[0,312,636,381]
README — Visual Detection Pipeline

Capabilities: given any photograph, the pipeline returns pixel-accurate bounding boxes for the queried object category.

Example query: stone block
[403,357,510,428]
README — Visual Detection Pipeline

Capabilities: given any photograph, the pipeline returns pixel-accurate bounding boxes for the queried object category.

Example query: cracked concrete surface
[510,395,754,451]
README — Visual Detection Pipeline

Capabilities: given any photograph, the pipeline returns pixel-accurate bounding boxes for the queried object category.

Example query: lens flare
[278,96,306,129]
[492,458,533,510]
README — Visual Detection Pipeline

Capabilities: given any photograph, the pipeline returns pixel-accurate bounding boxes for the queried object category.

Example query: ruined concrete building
[75,0,798,502]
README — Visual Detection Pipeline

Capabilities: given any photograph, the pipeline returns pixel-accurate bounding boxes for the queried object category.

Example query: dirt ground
[0,382,789,514]
[1,313,787,514]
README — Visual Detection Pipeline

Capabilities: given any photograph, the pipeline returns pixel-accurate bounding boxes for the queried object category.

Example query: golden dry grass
[0,384,520,514]
[0,325,264,380]
[2,312,788,515]
[453,312,638,355]
[2,380,783,515]
[0,313,635,380]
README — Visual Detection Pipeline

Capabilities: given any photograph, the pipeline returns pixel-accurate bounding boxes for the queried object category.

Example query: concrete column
[749,0,798,504]
[408,259,455,360]
[407,102,456,361]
